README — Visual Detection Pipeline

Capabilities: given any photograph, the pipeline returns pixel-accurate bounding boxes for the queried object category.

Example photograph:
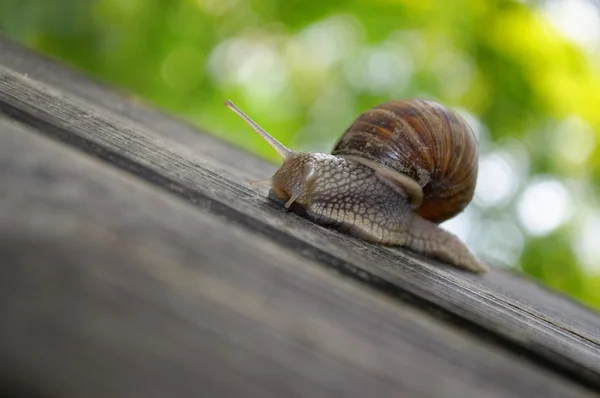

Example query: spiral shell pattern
[332,99,479,224]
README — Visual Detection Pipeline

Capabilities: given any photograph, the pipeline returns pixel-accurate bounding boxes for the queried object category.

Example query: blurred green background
[1,0,599,309]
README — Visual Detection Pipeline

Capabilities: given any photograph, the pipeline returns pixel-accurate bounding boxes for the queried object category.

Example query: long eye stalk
[225,100,292,161]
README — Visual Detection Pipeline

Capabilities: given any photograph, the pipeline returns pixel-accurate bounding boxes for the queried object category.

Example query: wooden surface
[0,37,599,397]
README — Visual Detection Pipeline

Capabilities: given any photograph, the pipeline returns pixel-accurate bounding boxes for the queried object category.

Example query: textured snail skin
[224,99,486,273]
[269,152,487,273]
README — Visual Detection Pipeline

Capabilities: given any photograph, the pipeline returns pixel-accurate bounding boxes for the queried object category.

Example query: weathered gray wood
[0,37,267,175]
[5,38,600,357]
[1,51,599,392]
[4,38,599,346]
[3,118,597,398]
[2,36,600,392]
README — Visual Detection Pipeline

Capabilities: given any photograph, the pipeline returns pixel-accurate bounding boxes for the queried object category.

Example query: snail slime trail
[225,99,487,273]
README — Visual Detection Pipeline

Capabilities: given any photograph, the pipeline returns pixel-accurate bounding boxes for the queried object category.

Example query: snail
[225,99,487,273]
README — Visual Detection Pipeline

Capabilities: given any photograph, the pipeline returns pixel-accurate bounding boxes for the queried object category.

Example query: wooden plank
[1,39,599,388]
[3,37,600,349]
[0,37,266,175]
[4,37,599,340]
[3,118,598,398]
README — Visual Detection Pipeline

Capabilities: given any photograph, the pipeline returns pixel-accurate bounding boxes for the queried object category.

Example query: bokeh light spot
[343,45,413,94]
[553,115,596,167]
[543,0,600,52]
[475,152,519,208]
[517,179,572,236]
[574,214,600,274]
[208,37,289,102]
[288,15,363,72]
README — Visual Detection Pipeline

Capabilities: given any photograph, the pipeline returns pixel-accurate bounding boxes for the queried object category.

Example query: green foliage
[2,0,599,310]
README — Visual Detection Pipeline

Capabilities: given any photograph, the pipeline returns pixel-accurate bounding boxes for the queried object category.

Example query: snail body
[225,99,487,273]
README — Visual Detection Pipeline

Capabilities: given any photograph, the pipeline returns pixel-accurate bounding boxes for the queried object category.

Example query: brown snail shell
[332,99,479,224]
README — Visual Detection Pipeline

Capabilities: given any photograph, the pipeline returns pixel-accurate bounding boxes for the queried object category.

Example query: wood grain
[0,37,599,395]
[4,39,599,348]
[3,117,598,398]
[4,39,599,357]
